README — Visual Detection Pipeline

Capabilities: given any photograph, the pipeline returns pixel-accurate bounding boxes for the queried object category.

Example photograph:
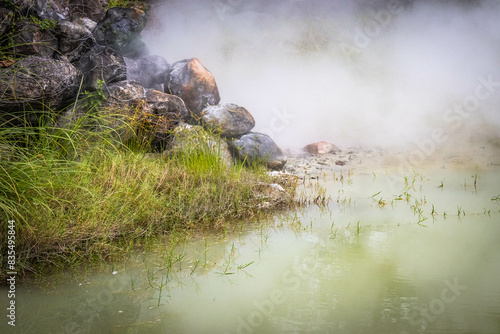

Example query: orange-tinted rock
[303,141,340,155]
[165,58,220,121]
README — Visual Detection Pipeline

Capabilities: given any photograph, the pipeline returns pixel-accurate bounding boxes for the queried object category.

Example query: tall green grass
[0,107,296,278]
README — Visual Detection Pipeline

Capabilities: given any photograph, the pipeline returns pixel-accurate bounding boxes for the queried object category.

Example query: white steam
[143,0,500,150]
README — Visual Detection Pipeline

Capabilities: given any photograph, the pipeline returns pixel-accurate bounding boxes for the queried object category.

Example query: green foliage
[0,107,294,277]
[29,15,56,31]
[81,80,107,112]
[106,0,134,9]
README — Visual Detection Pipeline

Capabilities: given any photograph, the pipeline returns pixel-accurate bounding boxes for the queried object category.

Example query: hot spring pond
[3,165,500,334]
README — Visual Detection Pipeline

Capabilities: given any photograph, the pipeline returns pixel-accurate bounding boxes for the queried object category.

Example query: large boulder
[105,80,145,104]
[0,56,81,113]
[165,58,220,121]
[124,55,169,91]
[57,19,95,63]
[140,89,189,146]
[200,103,255,137]
[93,7,148,58]
[102,81,186,147]
[229,132,287,170]
[11,18,58,58]
[144,89,189,121]
[74,45,126,91]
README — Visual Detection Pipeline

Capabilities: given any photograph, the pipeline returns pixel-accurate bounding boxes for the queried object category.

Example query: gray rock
[74,45,126,91]
[66,0,106,22]
[11,18,58,58]
[80,17,97,32]
[11,0,68,21]
[56,80,145,133]
[96,81,187,147]
[230,132,287,170]
[165,58,220,121]
[144,88,189,121]
[0,56,81,113]
[124,55,169,91]
[93,7,148,58]
[141,89,189,147]
[201,103,255,137]
[105,80,145,103]
[57,19,95,62]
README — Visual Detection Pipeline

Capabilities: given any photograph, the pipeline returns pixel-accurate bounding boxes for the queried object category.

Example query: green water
[2,166,500,334]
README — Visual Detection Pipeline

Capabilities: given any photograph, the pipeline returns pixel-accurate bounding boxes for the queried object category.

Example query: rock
[230,132,287,170]
[97,81,187,147]
[167,123,233,167]
[93,7,148,58]
[124,55,169,91]
[57,19,95,62]
[0,7,13,37]
[105,80,145,104]
[302,141,341,155]
[141,89,189,147]
[74,45,126,91]
[0,56,81,114]
[165,58,220,121]
[80,17,97,32]
[11,0,68,21]
[11,18,58,58]
[144,89,189,121]
[67,0,106,22]
[200,103,255,137]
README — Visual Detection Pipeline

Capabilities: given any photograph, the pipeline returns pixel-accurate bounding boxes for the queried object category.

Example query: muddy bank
[283,145,500,180]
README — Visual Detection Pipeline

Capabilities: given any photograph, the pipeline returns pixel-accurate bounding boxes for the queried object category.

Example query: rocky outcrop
[303,141,341,155]
[200,103,255,138]
[165,58,220,121]
[230,132,287,170]
[0,56,81,113]
[0,4,288,170]
[124,55,169,91]
[74,45,126,91]
[93,7,148,59]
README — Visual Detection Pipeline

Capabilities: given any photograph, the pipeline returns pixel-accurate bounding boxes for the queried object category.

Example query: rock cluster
[0,3,286,169]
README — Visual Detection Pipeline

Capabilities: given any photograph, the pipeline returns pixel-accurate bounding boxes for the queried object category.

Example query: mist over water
[143,0,500,150]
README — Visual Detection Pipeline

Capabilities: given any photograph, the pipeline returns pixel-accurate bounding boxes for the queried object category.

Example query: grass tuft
[0,108,297,278]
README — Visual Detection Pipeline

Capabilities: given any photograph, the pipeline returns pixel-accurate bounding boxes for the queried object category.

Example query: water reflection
[2,167,500,334]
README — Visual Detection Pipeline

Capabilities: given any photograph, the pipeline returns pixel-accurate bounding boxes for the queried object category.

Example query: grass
[0,108,298,279]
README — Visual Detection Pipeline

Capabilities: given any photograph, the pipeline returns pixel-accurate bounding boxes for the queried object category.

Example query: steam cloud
[143,0,500,151]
